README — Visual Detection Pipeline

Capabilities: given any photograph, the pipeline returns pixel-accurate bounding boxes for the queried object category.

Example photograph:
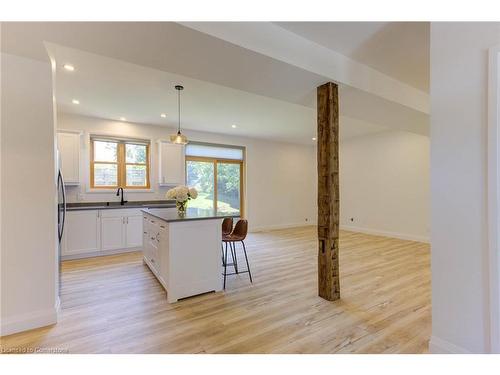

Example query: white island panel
[167,219,222,302]
[142,208,227,303]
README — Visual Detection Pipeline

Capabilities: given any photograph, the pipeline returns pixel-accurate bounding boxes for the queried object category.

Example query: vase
[176,200,188,215]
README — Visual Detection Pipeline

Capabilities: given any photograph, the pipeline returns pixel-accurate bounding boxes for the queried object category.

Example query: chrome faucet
[116,187,128,205]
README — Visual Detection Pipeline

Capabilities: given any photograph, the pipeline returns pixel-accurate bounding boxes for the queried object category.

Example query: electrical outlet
[305,218,308,222]
[350,217,354,222]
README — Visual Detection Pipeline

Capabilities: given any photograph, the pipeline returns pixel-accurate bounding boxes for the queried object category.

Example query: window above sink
[90,136,151,190]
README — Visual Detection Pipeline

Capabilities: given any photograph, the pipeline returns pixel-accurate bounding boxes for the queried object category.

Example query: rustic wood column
[317,82,340,301]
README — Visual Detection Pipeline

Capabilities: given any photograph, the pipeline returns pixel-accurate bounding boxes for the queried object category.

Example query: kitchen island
[141,207,231,303]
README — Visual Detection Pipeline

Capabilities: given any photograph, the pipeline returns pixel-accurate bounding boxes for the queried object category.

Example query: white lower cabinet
[143,214,168,286]
[62,210,100,256]
[126,215,144,248]
[145,216,161,273]
[100,215,126,251]
[62,208,144,259]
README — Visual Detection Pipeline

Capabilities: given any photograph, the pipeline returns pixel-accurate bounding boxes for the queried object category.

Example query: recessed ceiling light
[312,137,317,141]
[231,124,237,128]
[71,99,80,105]
[119,117,127,121]
[63,64,75,72]
[160,113,167,118]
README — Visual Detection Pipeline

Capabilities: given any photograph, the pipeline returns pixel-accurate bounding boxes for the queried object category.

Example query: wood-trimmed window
[185,143,245,216]
[90,137,150,189]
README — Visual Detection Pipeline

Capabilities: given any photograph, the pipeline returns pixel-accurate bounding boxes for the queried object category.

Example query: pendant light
[170,85,188,145]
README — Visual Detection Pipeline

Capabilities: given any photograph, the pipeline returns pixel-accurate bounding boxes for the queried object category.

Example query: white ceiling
[2,22,428,144]
[49,44,387,144]
[275,22,430,92]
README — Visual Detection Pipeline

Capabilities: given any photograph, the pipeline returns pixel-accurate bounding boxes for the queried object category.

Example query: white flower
[166,188,176,200]
[178,186,189,196]
[176,192,188,202]
[167,185,196,202]
[188,187,198,199]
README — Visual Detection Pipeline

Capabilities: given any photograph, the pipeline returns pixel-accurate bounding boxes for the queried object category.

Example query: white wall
[430,22,500,354]
[57,113,318,232]
[340,130,430,242]
[1,53,58,335]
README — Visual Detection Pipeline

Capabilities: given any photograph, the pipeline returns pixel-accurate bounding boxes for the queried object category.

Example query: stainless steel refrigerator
[57,152,66,294]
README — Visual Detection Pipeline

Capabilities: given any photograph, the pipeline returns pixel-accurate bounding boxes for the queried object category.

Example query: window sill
[85,188,155,194]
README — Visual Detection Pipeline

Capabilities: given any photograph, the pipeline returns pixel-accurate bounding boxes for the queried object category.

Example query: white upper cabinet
[158,141,185,186]
[57,130,81,185]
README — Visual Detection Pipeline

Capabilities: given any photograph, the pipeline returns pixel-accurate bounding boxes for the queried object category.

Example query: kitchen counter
[67,200,176,211]
[141,207,238,222]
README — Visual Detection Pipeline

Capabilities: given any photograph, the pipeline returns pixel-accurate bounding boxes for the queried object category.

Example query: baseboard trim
[429,336,472,354]
[250,222,316,232]
[55,296,61,313]
[61,246,141,261]
[250,223,430,243]
[340,224,430,243]
[1,306,58,337]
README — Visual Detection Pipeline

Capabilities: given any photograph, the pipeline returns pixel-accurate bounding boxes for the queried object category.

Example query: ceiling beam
[180,22,429,114]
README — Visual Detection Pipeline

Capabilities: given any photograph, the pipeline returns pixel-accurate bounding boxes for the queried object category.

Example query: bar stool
[222,219,252,289]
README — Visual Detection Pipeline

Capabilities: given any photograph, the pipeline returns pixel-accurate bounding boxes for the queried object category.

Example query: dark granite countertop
[142,207,239,223]
[67,200,176,211]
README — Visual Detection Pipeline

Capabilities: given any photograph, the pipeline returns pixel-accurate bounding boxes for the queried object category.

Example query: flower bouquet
[166,185,198,214]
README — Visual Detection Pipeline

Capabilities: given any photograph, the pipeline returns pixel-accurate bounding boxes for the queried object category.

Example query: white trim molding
[429,336,472,354]
[340,224,430,244]
[0,307,57,337]
[250,222,316,233]
[251,223,430,243]
[487,45,500,354]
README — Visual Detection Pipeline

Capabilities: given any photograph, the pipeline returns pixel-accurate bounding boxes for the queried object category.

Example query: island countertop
[141,207,238,223]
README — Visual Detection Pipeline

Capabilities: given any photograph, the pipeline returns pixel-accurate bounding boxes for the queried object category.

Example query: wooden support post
[317,82,340,301]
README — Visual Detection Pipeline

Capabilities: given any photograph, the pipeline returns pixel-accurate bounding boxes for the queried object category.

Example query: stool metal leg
[223,242,228,289]
[230,242,238,273]
[241,240,252,283]
[221,243,225,265]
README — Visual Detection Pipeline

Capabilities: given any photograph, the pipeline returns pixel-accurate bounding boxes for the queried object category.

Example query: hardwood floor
[0,227,431,354]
